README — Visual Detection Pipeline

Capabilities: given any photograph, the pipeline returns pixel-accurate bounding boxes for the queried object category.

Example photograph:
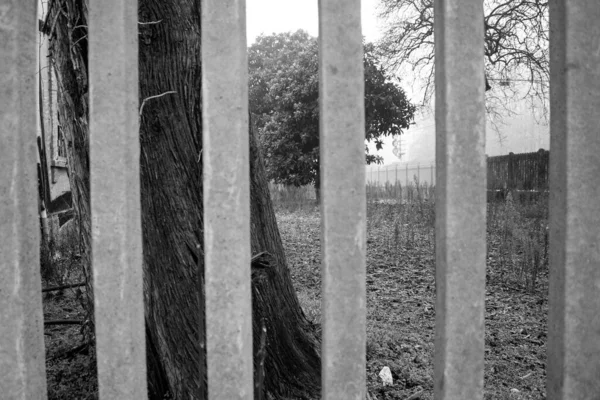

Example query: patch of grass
[43,217,95,400]
[278,193,548,399]
[45,320,97,400]
[487,193,549,293]
[42,217,84,290]
[366,177,434,205]
[268,183,318,213]
[297,291,321,324]
[43,189,548,399]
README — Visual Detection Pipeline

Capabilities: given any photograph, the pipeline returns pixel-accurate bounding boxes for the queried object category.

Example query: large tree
[46,1,320,398]
[378,0,549,113]
[249,30,415,195]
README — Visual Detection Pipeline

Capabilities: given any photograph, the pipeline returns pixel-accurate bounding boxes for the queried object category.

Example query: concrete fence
[1,1,599,399]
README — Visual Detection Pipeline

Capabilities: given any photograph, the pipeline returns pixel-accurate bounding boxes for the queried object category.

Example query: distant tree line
[249,30,416,197]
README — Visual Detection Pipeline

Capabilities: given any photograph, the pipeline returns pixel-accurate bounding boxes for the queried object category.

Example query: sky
[245,1,551,166]
[246,0,384,45]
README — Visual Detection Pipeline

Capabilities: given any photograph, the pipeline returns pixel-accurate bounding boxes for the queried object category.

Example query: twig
[139,20,163,25]
[404,389,424,400]
[520,372,533,379]
[45,319,83,326]
[42,282,85,292]
[139,91,177,118]
[47,0,65,38]
[255,319,267,400]
[72,34,87,47]
[50,342,90,360]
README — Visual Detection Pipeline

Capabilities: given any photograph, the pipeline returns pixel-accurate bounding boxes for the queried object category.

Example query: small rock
[379,366,393,386]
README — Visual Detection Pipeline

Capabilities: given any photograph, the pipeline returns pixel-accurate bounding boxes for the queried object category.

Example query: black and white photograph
[1,0,598,399]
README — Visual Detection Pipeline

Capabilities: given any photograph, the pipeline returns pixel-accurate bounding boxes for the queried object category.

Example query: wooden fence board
[487,150,549,191]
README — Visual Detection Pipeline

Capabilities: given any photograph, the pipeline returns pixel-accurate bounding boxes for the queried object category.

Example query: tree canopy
[248,30,415,189]
[377,0,549,110]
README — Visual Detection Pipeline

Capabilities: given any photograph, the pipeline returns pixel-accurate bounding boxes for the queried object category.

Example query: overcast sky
[246,0,383,45]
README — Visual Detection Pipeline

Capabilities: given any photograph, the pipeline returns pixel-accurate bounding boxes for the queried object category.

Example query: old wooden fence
[1,1,599,399]
[488,149,550,191]
[367,149,549,192]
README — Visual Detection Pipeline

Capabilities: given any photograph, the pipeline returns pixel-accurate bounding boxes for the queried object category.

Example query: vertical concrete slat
[433,0,486,399]
[319,1,367,399]
[202,1,253,399]
[88,1,147,398]
[547,2,600,399]
[0,1,48,398]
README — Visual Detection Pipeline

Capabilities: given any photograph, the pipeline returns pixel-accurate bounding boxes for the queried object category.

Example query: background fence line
[366,162,435,187]
[366,149,549,192]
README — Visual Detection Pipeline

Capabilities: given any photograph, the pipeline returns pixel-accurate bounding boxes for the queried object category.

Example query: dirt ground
[279,198,548,400]
[44,292,95,398]
[43,197,549,399]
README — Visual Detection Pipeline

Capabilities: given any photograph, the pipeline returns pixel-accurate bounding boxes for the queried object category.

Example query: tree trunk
[47,1,321,399]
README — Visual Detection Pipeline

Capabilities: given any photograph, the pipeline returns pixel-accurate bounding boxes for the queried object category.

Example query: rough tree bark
[46,1,321,398]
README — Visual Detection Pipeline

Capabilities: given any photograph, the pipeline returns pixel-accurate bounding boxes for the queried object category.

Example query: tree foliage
[249,30,416,188]
[378,0,549,110]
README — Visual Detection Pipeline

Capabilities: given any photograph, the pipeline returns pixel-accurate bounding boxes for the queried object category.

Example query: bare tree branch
[377,0,549,119]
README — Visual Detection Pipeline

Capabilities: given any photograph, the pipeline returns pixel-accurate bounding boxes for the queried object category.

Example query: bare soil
[43,197,549,400]
[278,198,548,400]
